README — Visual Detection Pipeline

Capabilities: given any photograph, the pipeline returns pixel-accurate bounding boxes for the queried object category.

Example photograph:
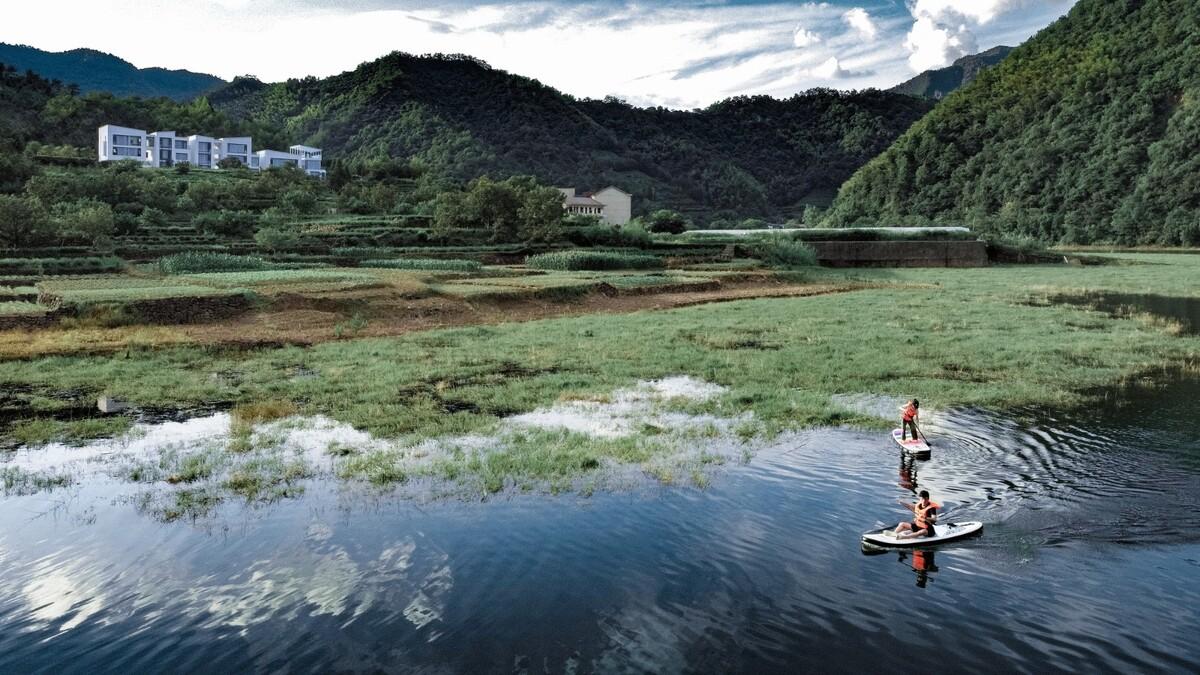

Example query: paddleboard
[893,428,930,456]
[861,521,983,548]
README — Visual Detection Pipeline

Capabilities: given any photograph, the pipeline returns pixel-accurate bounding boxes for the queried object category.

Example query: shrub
[255,226,300,252]
[192,210,257,237]
[158,252,269,274]
[752,236,818,268]
[642,209,691,234]
[526,251,665,271]
[563,224,652,248]
[365,258,482,272]
[174,162,191,175]
[217,156,245,170]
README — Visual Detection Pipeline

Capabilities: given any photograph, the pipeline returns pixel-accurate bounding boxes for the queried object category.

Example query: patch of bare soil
[180,280,881,347]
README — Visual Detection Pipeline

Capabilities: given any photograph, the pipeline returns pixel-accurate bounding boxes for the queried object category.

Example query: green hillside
[208,53,933,221]
[0,44,224,101]
[827,0,1200,245]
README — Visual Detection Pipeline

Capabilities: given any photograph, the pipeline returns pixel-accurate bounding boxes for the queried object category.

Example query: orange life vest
[914,500,940,529]
[902,402,918,421]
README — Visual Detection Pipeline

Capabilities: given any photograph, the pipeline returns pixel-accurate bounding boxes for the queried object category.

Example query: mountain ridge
[0,43,225,101]
[889,46,1013,99]
[205,51,934,220]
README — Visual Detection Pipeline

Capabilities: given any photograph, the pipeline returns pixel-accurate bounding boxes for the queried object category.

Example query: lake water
[1,377,1199,673]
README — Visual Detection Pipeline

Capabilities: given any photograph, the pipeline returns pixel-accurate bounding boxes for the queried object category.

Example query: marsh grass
[3,255,1200,494]
[10,416,133,446]
[1,466,74,495]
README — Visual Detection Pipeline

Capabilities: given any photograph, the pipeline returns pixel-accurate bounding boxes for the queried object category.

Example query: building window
[226,143,247,153]
[175,152,188,161]
[198,141,211,151]
[174,140,188,149]
[198,153,212,165]
[111,134,142,146]
[112,146,141,157]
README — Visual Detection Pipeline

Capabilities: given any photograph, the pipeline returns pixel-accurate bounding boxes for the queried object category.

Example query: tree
[0,195,50,248]
[433,175,564,244]
[53,199,115,244]
[643,209,690,234]
[255,226,300,252]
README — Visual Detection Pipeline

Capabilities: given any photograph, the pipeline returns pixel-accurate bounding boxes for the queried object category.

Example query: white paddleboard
[893,428,930,456]
[862,521,983,547]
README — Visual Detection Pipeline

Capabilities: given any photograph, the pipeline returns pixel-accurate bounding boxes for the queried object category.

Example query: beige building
[556,186,632,225]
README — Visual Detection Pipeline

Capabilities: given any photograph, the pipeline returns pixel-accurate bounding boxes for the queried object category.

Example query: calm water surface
[1,379,1199,673]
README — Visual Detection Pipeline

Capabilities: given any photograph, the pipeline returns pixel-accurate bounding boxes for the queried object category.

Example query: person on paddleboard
[894,489,938,539]
[899,399,920,441]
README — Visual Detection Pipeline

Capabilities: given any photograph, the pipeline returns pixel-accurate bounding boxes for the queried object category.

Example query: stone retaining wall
[809,240,989,267]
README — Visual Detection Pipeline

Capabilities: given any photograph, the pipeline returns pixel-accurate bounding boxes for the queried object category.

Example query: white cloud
[810,56,848,79]
[842,8,878,39]
[0,0,1078,108]
[792,26,821,48]
[909,0,1023,25]
[903,16,976,71]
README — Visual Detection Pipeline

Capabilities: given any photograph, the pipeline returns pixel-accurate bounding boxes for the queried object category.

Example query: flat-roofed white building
[147,131,190,168]
[97,125,320,176]
[289,145,325,177]
[252,149,302,171]
[187,134,217,169]
[97,124,148,163]
[220,137,252,167]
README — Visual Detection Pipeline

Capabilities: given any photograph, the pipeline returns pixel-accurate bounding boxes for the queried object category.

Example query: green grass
[526,251,666,271]
[0,301,47,316]
[9,416,134,446]
[180,269,372,287]
[49,285,242,304]
[2,254,1199,491]
[158,252,268,275]
[0,256,123,276]
[362,258,483,272]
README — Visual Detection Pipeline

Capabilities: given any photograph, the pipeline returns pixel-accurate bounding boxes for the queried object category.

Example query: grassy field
[1,255,1197,487]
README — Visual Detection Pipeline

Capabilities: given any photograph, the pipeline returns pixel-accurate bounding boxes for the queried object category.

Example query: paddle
[917,420,932,448]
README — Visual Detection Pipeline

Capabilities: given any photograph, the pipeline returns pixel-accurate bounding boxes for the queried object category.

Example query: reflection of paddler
[899,453,917,491]
[902,550,938,588]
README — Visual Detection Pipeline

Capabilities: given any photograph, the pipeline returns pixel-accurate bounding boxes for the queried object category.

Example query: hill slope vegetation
[828,0,1200,245]
[208,53,933,221]
[0,43,225,101]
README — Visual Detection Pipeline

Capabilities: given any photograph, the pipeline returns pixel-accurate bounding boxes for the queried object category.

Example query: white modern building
[97,125,317,175]
[556,186,632,225]
[97,124,146,162]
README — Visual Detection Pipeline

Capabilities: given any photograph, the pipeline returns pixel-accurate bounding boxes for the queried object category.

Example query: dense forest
[0,44,224,101]
[207,53,933,222]
[827,0,1200,245]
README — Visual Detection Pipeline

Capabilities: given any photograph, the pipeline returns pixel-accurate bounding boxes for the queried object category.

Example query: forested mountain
[0,63,246,154]
[0,43,224,101]
[889,46,1012,99]
[828,0,1200,245]
[207,53,933,220]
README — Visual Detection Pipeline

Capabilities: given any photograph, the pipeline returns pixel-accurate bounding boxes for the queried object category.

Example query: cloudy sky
[2,0,1076,108]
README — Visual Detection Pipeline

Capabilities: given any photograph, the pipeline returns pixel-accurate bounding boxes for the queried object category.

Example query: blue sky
[1,0,1077,107]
